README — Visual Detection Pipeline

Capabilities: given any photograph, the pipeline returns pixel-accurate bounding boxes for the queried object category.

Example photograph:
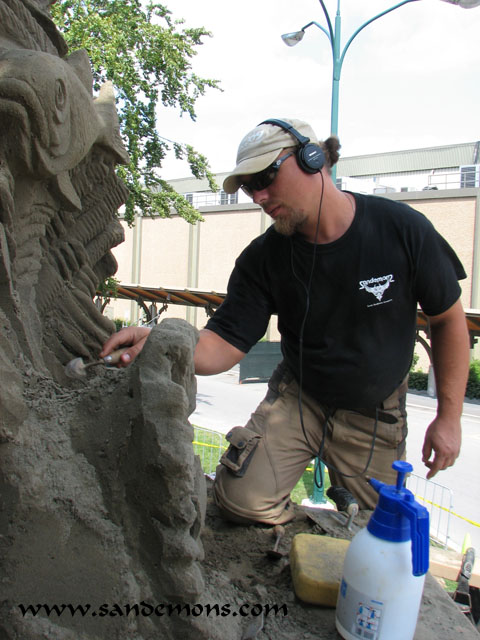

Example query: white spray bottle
[335,461,429,640]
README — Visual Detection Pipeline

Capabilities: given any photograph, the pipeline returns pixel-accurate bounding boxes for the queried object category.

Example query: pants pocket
[219,426,262,477]
[332,409,407,450]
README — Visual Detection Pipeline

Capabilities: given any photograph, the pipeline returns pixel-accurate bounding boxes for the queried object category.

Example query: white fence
[192,426,226,475]
[407,473,453,549]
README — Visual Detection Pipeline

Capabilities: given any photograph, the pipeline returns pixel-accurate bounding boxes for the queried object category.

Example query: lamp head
[440,0,480,7]
[281,30,305,47]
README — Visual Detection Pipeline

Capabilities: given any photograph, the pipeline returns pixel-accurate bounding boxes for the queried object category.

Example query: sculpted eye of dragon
[0,11,130,380]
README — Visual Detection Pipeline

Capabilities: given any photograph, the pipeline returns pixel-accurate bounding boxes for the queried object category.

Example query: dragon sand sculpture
[0,2,213,638]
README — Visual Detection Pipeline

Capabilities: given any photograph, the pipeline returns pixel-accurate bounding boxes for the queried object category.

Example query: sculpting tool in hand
[65,348,128,379]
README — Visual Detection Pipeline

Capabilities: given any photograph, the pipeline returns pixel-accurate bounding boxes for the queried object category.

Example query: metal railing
[192,426,227,476]
[186,191,240,208]
[406,473,453,549]
[182,169,479,204]
[426,169,478,190]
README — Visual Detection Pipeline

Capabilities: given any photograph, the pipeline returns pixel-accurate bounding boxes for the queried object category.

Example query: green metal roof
[337,141,479,178]
[167,142,480,191]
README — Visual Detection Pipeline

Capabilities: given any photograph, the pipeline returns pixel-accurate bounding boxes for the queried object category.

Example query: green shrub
[408,354,428,392]
[466,360,480,399]
[407,359,480,399]
[113,318,131,332]
[408,371,428,391]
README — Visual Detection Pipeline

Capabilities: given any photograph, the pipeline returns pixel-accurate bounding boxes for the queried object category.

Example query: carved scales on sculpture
[0,0,129,380]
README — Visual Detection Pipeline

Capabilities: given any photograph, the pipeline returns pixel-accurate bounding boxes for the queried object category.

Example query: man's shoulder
[356,192,432,229]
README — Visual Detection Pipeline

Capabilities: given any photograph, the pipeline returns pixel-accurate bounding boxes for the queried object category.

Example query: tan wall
[106,205,275,331]
[393,193,477,310]
[141,216,191,287]
[112,224,133,284]
[197,209,264,291]
[389,190,479,368]
[107,222,134,324]
[106,190,479,358]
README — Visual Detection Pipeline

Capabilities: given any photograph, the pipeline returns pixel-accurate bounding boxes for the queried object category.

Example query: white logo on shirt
[359,274,395,302]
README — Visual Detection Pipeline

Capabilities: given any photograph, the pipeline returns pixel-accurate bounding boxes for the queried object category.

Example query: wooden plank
[429,547,480,587]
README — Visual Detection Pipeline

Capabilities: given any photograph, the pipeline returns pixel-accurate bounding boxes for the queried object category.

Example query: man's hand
[422,415,462,479]
[100,326,151,367]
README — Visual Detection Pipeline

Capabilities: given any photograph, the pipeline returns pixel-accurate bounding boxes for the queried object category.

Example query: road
[405,395,480,552]
[191,367,480,552]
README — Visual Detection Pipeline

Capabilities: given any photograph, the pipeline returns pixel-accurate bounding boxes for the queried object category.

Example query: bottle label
[336,578,384,640]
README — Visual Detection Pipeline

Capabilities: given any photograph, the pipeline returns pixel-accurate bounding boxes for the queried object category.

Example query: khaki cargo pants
[213,363,408,525]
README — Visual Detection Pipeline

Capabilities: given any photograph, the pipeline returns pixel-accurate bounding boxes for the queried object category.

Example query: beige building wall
[390,190,479,368]
[196,209,265,290]
[390,191,477,310]
[106,204,276,332]
[106,189,480,362]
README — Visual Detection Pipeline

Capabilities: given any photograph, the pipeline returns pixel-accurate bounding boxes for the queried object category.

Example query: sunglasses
[241,151,294,197]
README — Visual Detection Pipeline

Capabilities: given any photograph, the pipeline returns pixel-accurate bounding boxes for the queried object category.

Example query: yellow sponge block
[290,533,350,606]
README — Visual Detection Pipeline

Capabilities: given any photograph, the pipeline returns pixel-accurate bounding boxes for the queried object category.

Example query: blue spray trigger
[393,460,413,490]
[367,461,430,576]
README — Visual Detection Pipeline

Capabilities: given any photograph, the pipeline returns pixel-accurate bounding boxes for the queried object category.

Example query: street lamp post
[282,0,480,505]
[282,0,480,184]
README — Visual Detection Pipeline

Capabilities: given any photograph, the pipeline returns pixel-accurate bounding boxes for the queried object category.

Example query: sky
[157,0,480,180]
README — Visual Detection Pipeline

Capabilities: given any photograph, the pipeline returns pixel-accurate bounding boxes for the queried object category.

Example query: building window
[460,166,479,188]
[219,191,238,205]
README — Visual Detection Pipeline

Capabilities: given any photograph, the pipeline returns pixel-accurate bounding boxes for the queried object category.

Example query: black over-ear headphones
[259,118,325,174]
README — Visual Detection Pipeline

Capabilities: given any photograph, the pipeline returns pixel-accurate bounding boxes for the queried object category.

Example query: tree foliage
[51,0,220,225]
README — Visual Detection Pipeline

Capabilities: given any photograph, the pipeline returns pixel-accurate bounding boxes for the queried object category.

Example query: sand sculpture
[0,2,210,638]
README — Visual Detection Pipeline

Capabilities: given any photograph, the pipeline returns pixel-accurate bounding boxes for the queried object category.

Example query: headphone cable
[291,178,378,486]
[291,172,323,453]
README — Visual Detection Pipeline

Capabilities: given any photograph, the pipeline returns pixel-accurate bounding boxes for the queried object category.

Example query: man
[101,118,470,525]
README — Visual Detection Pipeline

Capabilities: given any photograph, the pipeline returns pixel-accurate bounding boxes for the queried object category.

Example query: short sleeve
[205,248,274,352]
[414,226,466,316]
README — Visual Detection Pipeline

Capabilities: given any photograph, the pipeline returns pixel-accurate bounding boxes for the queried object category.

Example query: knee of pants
[213,464,295,526]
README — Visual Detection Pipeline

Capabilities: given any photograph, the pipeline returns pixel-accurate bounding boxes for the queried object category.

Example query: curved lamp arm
[281,21,331,47]
[281,0,479,180]
[337,0,420,73]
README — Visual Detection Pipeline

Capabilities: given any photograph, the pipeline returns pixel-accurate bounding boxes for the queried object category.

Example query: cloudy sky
[157,0,480,180]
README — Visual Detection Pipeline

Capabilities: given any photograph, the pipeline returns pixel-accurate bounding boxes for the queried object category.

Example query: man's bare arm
[422,298,470,478]
[100,326,245,375]
[194,329,246,375]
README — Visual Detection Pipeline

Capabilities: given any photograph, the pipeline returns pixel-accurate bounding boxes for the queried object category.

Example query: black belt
[354,408,398,424]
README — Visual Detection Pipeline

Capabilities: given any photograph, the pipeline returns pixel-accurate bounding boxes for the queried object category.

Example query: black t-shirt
[206,193,466,408]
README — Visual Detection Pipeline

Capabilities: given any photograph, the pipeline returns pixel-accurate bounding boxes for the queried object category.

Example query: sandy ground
[201,478,479,639]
